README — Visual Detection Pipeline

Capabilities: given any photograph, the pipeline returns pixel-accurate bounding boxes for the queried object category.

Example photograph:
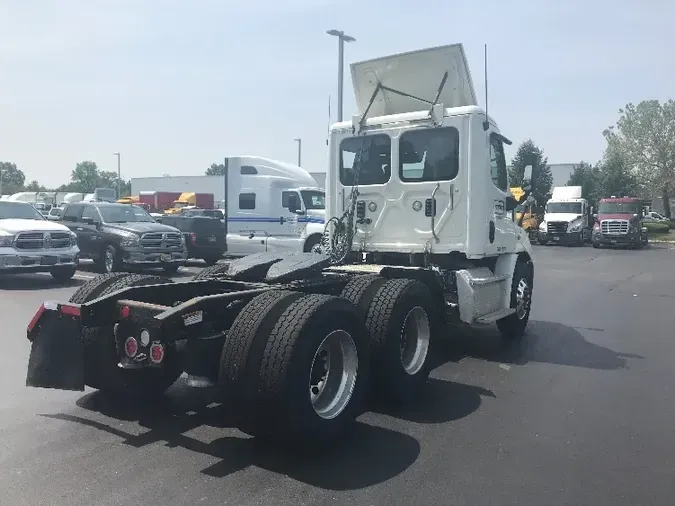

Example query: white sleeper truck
[537,185,591,246]
[25,43,534,449]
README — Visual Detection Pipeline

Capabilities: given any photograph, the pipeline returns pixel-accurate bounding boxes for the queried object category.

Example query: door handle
[76,227,83,231]
[279,216,285,224]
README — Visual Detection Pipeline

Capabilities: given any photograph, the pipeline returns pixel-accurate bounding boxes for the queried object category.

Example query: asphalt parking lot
[2,245,674,506]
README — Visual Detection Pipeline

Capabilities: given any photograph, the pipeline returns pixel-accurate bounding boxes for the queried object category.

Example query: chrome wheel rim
[516,277,532,319]
[309,330,358,420]
[400,306,431,375]
[105,249,114,272]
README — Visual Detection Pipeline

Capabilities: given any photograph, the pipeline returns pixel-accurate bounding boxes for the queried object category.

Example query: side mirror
[505,195,518,212]
[593,213,598,223]
[83,217,97,226]
[288,194,301,214]
[522,164,533,184]
[154,216,163,223]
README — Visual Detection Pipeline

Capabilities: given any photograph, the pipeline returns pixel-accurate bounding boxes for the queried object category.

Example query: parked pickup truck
[0,200,79,281]
[157,209,226,265]
[59,201,188,273]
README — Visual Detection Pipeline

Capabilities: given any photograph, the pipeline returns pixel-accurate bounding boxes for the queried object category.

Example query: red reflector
[149,343,165,364]
[120,305,131,319]
[27,304,46,333]
[60,305,80,317]
[125,337,138,358]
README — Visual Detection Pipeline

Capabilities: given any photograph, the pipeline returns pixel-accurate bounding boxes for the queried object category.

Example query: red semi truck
[138,191,183,213]
[591,196,648,248]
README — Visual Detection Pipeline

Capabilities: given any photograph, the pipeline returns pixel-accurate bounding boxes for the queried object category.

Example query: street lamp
[113,152,121,198]
[293,138,302,167]
[326,29,355,122]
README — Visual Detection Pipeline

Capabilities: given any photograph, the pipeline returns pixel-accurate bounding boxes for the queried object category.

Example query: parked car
[157,209,226,265]
[643,211,668,222]
[59,202,188,273]
[0,200,79,281]
[46,207,63,221]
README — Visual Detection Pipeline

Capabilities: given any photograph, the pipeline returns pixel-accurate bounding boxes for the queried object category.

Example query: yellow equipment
[510,186,538,233]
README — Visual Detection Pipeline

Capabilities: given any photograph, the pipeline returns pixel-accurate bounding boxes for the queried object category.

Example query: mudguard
[26,308,85,391]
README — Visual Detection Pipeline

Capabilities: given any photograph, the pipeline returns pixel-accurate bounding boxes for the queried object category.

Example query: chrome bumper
[0,246,79,272]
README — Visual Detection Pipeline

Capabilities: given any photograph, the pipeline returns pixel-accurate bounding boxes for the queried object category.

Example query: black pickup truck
[157,210,226,265]
[59,202,188,273]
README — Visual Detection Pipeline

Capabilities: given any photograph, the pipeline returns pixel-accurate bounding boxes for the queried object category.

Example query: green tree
[595,142,638,199]
[567,161,601,207]
[70,161,101,192]
[205,163,226,176]
[0,161,27,194]
[25,180,47,192]
[606,100,675,217]
[508,139,553,211]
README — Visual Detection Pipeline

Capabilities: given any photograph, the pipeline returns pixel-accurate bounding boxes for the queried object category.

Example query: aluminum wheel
[515,277,532,319]
[104,248,115,273]
[309,329,358,420]
[400,306,430,375]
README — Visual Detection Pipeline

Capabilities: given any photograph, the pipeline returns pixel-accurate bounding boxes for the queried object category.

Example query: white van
[225,156,326,255]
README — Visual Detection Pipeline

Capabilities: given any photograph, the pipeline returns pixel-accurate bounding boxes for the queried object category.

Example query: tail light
[189,232,197,244]
[149,343,165,364]
[124,337,138,358]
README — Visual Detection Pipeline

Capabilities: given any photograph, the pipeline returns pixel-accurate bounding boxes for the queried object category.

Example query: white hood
[543,213,582,224]
[0,219,71,234]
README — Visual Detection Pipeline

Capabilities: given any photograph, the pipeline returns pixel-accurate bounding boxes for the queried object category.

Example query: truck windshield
[301,191,325,210]
[546,202,582,214]
[339,134,391,186]
[598,202,641,214]
[99,205,155,223]
[0,202,45,220]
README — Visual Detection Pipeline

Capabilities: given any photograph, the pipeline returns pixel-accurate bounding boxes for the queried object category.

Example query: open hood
[350,44,477,117]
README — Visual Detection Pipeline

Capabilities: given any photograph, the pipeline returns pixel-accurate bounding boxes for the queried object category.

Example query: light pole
[113,152,121,198]
[326,29,355,122]
[293,138,302,167]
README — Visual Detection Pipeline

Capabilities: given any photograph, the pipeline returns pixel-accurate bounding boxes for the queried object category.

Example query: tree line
[0,161,131,197]
[2,99,673,216]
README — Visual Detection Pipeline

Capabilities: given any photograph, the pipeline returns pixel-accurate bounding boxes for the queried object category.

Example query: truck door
[227,192,267,255]
[486,132,518,255]
[78,205,104,258]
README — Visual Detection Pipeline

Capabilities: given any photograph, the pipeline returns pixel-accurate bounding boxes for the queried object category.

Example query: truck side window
[61,205,83,222]
[489,134,508,192]
[81,206,100,222]
[240,166,258,175]
[399,127,459,182]
[239,193,256,210]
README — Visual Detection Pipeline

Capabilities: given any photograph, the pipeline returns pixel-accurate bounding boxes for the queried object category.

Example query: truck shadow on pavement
[440,320,644,370]
[41,377,442,490]
[0,274,86,291]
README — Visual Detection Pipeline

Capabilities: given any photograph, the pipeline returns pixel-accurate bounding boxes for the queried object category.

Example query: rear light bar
[27,301,81,335]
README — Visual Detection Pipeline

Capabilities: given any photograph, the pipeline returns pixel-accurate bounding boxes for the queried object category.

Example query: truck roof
[600,197,642,203]
[551,186,582,201]
[330,105,497,132]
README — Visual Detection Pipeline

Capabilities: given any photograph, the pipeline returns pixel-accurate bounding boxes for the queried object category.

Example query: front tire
[496,259,533,341]
[96,244,122,274]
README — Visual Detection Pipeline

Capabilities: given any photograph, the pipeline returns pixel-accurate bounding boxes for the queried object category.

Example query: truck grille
[140,232,183,249]
[14,231,71,250]
[546,221,568,235]
[601,220,629,235]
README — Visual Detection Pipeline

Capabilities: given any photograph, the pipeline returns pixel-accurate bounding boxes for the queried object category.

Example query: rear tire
[202,255,220,266]
[50,266,76,282]
[365,278,439,402]
[339,274,386,316]
[496,259,533,341]
[233,294,370,447]
[74,273,182,396]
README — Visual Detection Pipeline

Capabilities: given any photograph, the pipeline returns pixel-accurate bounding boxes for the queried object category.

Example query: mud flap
[26,309,85,391]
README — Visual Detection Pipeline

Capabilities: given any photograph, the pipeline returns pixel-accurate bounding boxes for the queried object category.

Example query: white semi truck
[537,186,592,246]
[25,43,535,448]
